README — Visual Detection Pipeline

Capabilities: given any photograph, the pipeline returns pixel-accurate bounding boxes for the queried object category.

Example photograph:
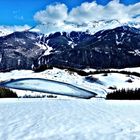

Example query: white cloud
[34,3,68,25]
[14,15,24,20]
[33,1,140,33]
[13,9,24,21]
[68,1,140,23]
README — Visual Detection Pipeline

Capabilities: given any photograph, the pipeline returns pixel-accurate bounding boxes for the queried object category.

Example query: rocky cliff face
[0,26,140,71]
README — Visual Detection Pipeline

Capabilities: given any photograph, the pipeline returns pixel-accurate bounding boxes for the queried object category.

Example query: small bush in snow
[47,95,57,98]
[21,94,46,98]
[126,79,133,83]
[102,73,108,76]
[108,86,117,90]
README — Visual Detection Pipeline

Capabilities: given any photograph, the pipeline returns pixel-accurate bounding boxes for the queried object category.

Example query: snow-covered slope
[1,98,140,140]
[92,73,140,90]
[0,67,140,97]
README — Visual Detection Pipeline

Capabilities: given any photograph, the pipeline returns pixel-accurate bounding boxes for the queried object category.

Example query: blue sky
[0,0,139,26]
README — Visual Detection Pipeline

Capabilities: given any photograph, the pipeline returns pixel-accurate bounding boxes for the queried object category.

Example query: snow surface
[1,98,140,140]
[92,73,140,90]
[122,67,140,73]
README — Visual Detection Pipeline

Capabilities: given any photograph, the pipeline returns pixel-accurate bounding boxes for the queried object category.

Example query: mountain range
[0,20,140,71]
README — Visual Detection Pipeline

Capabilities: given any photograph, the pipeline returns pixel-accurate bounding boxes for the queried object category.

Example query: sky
[0,0,139,26]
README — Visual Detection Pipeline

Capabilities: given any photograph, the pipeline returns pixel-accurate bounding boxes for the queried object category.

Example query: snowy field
[0,98,140,140]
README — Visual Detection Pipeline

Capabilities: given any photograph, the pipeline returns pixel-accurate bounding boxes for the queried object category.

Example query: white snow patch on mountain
[128,50,140,56]
[43,45,53,56]
[35,42,46,50]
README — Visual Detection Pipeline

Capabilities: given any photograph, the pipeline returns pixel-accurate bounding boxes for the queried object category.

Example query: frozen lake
[0,78,96,98]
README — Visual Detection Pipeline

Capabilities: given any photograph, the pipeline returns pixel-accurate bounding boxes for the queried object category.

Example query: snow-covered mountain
[0,20,139,37]
[35,26,140,70]
[30,20,122,35]
[0,25,30,37]
[0,24,140,71]
[128,21,140,29]
[30,20,140,35]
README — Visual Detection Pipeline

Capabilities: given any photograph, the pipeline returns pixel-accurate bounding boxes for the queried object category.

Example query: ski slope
[0,98,140,140]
